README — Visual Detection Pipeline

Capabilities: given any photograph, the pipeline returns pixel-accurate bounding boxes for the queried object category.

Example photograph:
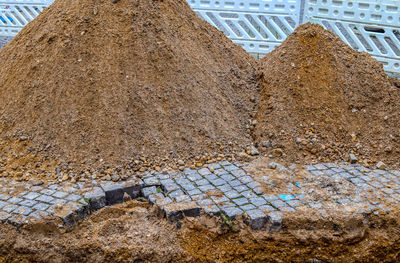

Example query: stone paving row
[0,161,398,230]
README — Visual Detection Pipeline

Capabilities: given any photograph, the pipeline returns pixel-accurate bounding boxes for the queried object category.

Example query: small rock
[19,135,28,141]
[376,161,387,170]
[104,174,112,181]
[249,146,259,156]
[261,141,272,148]
[111,174,120,182]
[123,192,132,202]
[32,180,44,186]
[61,174,69,181]
[271,148,283,157]
[268,162,277,169]
[295,138,302,144]
[349,154,358,164]
[177,160,185,166]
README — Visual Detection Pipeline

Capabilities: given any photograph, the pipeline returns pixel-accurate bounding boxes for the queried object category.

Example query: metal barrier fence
[1,0,399,74]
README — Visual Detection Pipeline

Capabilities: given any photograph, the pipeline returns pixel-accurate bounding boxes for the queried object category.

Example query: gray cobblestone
[13,206,32,216]
[142,186,158,198]
[19,199,38,207]
[3,204,18,213]
[222,207,243,219]
[246,209,268,230]
[8,197,23,204]
[53,191,68,199]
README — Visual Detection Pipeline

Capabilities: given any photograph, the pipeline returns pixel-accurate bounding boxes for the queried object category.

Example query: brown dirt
[0,201,399,262]
[0,0,258,178]
[254,23,400,168]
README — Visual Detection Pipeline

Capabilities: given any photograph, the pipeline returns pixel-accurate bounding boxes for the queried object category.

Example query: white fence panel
[304,0,400,74]
[0,0,399,74]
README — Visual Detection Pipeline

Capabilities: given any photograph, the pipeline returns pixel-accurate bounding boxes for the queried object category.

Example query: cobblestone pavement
[0,161,399,230]
[0,36,12,50]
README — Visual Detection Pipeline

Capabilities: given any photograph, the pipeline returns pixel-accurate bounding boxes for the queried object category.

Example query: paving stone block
[186,173,203,182]
[40,189,55,196]
[246,181,261,189]
[246,209,268,230]
[191,193,207,201]
[238,175,253,184]
[142,186,158,198]
[53,191,68,199]
[259,204,277,212]
[222,207,243,220]
[19,199,38,207]
[103,184,124,205]
[230,169,246,178]
[280,206,296,212]
[204,174,218,181]
[220,173,235,182]
[0,211,10,222]
[198,168,211,176]
[241,190,257,199]
[224,190,241,199]
[204,204,220,215]
[143,177,159,185]
[148,193,165,204]
[228,179,242,187]
[195,179,209,186]
[65,194,82,202]
[210,195,229,204]
[286,200,303,207]
[196,198,214,206]
[241,204,257,211]
[32,203,50,211]
[13,206,32,216]
[122,183,142,199]
[3,204,18,213]
[219,161,232,166]
[0,201,6,209]
[175,195,191,202]
[249,197,267,207]
[0,194,11,201]
[187,188,202,196]
[30,186,43,192]
[224,165,239,172]
[269,200,289,210]
[163,202,201,222]
[232,197,249,206]
[180,182,196,191]
[217,184,233,193]
[84,187,106,210]
[208,163,222,170]
[8,197,23,204]
[198,184,215,192]
[268,211,283,232]
[233,184,249,193]
[161,181,179,192]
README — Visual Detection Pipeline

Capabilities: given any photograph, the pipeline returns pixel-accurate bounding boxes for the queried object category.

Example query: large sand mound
[255,23,400,167]
[0,0,258,177]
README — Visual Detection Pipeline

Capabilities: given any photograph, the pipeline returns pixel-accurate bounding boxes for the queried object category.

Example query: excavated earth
[254,23,400,168]
[0,0,258,180]
[0,201,399,262]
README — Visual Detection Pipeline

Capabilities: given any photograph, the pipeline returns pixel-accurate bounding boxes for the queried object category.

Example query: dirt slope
[255,23,400,167]
[0,0,258,176]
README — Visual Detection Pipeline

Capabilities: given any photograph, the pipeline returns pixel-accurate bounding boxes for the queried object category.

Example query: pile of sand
[254,23,400,167]
[0,0,258,177]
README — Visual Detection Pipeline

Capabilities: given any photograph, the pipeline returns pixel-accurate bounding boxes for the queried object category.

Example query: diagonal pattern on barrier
[0,0,399,74]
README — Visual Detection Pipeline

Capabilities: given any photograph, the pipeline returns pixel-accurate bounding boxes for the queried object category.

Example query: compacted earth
[0,201,399,262]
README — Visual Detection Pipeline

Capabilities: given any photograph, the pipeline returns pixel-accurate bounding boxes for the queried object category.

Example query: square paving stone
[190,193,207,201]
[219,161,232,166]
[30,186,43,192]
[148,193,165,204]
[65,194,83,202]
[33,203,50,211]
[84,187,106,210]
[233,184,249,193]
[268,211,283,232]
[198,168,211,176]
[224,165,239,172]
[241,203,257,211]
[230,169,246,178]
[249,197,267,207]
[3,204,18,213]
[232,197,249,206]
[8,197,23,204]
[208,163,222,170]
[224,190,241,199]
[228,180,242,187]
[180,182,196,192]
[53,191,68,199]
[198,184,215,192]
[0,211,10,222]
[269,200,289,210]
[142,186,158,198]
[209,178,226,187]
[13,206,32,216]
[19,199,37,207]
[241,190,257,199]
[196,199,214,206]
[0,201,7,209]
[40,189,55,196]
[195,179,209,186]
[210,196,229,204]
[246,209,268,230]
[0,194,10,201]
[204,174,219,181]
[222,207,243,220]
[238,176,253,184]
[175,195,191,202]
[259,204,277,212]
[187,188,202,196]
[247,181,261,189]
[186,173,203,182]
[50,199,67,205]
[143,177,159,185]
[168,189,185,199]
[220,173,235,182]
[204,204,220,215]
[217,184,233,193]
[286,200,303,207]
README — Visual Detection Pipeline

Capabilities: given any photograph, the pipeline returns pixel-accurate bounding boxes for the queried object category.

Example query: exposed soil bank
[1,201,399,262]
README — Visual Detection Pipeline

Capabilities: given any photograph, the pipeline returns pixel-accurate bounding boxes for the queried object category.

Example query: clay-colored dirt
[0,201,399,262]
[0,0,258,178]
[255,23,400,168]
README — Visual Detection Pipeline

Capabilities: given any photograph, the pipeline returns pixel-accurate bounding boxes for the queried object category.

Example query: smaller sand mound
[255,23,400,167]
